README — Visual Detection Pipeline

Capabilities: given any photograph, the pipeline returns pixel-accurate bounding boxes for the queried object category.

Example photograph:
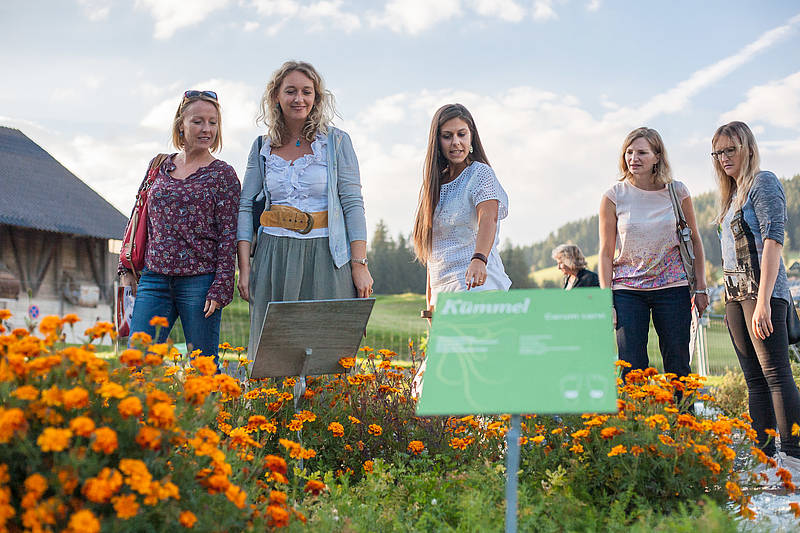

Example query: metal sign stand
[505,414,521,533]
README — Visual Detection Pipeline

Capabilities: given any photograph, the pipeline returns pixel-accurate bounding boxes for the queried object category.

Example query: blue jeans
[129,269,221,362]
[613,286,691,378]
[726,298,800,457]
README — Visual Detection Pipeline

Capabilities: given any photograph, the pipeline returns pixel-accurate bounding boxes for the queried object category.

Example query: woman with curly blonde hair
[551,244,598,289]
[237,61,373,357]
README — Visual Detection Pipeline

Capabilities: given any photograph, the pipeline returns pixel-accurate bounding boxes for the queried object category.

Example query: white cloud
[302,0,361,32]
[586,0,601,12]
[720,71,800,129]
[243,21,260,31]
[605,13,800,127]
[470,0,526,22]
[250,0,300,17]
[369,0,462,35]
[532,0,557,21]
[135,0,232,39]
[77,0,111,21]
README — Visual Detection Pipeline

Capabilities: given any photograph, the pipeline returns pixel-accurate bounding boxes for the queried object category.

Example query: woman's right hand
[238,266,250,302]
[752,297,773,340]
[120,272,137,297]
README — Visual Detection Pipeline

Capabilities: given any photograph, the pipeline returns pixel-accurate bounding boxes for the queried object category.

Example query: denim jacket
[237,127,367,268]
[720,171,791,303]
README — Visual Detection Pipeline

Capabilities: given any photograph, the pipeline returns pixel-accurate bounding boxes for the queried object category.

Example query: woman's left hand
[692,293,709,318]
[204,299,220,318]
[752,298,773,340]
[465,259,488,290]
[352,264,374,298]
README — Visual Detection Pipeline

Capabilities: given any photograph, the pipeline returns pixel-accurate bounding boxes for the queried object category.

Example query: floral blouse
[119,155,241,306]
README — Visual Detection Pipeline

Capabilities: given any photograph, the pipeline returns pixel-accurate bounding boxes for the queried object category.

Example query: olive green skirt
[247,232,356,356]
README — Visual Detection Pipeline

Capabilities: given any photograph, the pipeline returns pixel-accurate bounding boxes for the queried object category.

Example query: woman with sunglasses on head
[237,61,373,357]
[598,127,708,380]
[119,90,241,365]
[713,121,800,475]
[412,103,511,316]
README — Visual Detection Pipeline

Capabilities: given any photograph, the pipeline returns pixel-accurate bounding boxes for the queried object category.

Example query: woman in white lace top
[412,104,511,314]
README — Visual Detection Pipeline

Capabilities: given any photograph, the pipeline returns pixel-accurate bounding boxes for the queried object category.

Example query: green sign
[416,288,618,415]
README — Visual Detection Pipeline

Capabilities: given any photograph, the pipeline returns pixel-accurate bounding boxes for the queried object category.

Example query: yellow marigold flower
[328,422,344,437]
[348,415,361,425]
[112,493,139,519]
[120,349,144,367]
[793,423,800,437]
[62,387,89,409]
[607,445,627,457]
[69,416,96,437]
[368,424,383,436]
[97,382,127,400]
[304,479,326,495]
[550,427,563,435]
[287,419,304,431]
[68,509,100,533]
[571,429,590,440]
[24,473,48,496]
[118,396,143,419]
[179,510,198,528]
[12,385,39,401]
[37,427,72,452]
[338,357,355,369]
[149,402,175,428]
[407,440,424,455]
[149,316,169,328]
[570,443,584,454]
[363,460,374,473]
[92,427,118,454]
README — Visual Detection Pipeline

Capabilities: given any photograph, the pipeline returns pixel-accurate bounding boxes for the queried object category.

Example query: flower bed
[1,311,799,531]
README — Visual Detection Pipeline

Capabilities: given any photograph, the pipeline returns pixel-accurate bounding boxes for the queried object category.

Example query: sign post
[416,288,617,532]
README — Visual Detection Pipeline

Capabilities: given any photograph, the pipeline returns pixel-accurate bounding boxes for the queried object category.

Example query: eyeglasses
[711,146,738,160]
[183,90,218,100]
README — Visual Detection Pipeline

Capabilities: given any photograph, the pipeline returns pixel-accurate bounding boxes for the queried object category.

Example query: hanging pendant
[296,138,301,147]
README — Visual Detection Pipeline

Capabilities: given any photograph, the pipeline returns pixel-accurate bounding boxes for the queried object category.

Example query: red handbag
[120,154,167,279]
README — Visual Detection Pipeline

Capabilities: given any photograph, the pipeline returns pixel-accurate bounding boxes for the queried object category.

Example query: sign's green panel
[416,288,618,415]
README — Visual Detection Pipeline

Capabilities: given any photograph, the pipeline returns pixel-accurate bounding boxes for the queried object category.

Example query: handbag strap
[135,153,169,201]
[667,182,696,263]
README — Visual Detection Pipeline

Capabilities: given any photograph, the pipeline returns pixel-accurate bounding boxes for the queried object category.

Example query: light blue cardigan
[236,127,367,268]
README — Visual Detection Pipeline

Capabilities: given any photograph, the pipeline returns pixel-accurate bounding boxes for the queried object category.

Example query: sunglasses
[183,90,218,100]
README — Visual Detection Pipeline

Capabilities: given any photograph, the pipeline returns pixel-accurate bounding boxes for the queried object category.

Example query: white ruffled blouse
[260,133,329,239]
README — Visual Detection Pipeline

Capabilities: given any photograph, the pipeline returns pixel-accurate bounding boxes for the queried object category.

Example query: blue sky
[2,0,799,245]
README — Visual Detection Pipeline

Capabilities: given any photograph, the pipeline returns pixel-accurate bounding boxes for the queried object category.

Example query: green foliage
[710,369,749,418]
[367,220,426,295]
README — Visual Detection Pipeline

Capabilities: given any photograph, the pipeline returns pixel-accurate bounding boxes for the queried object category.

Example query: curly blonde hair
[256,61,336,147]
[551,244,588,271]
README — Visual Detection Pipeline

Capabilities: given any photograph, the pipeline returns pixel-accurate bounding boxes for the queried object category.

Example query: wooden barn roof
[0,126,127,240]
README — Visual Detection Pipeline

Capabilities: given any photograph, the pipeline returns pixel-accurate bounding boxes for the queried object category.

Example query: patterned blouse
[119,155,241,306]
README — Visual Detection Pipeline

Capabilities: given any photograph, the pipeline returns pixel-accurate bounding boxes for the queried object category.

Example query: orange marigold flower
[328,422,344,437]
[368,424,383,436]
[112,493,139,519]
[266,504,289,527]
[614,359,632,368]
[0,408,27,443]
[120,349,144,367]
[630,445,645,456]
[118,396,143,419]
[68,509,100,533]
[62,313,80,324]
[24,473,48,496]
[790,502,800,518]
[130,331,152,345]
[41,385,63,406]
[269,490,287,505]
[265,454,288,475]
[225,484,247,509]
[179,510,198,528]
[726,480,743,500]
[12,385,39,401]
[149,402,175,428]
[62,387,89,409]
[600,426,624,439]
[135,426,162,450]
[38,315,63,335]
[214,374,242,397]
[97,382,127,399]
[531,435,545,444]
[570,443,584,454]
[37,427,72,452]
[303,479,326,495]
[449,436,475,450]
[363,460,374,473]
[348,415,361,424]
[407,440,424,455]
[69,416,96,437]
[765,428,778,438]
[338,357,355,369]
[91,427,118,454]
[149,316,169,328]
[607,445,627,457]
[192,356,218,377]
[0,309,11,320]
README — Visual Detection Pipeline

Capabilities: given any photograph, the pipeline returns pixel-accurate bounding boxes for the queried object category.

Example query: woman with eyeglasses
[412,103,511,316]
[237,61,373,358]
[119,90,241,364]
[713,121,800,475]
[598,127,708,381]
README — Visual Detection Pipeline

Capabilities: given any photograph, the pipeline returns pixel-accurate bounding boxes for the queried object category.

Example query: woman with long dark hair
[412,103,510,315]
[713,120,800,476]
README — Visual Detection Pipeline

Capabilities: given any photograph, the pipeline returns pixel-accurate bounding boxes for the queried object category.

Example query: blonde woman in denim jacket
[237,61,373,357]
[714,121,800,477]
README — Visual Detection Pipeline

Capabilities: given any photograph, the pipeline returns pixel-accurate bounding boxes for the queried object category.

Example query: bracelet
[471,252,488,265]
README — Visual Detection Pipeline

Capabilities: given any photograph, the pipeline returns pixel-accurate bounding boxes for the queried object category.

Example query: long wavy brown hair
[412,104,490,263]
[712,121,761,224]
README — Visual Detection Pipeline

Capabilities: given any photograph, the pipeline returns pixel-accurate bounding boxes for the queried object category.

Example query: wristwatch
[351,257,368,266]
[693,289,708,295]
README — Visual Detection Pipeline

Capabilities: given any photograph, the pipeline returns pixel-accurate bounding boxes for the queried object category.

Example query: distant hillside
[525,173,800,274]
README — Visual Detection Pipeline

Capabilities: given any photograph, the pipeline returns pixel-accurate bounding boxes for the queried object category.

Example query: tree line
[366,173,800,294]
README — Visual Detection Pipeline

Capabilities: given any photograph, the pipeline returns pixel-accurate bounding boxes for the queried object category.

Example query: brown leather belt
[260,205,328,235]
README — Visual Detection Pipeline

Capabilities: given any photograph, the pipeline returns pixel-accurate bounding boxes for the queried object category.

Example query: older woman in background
[552,244,599,289]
